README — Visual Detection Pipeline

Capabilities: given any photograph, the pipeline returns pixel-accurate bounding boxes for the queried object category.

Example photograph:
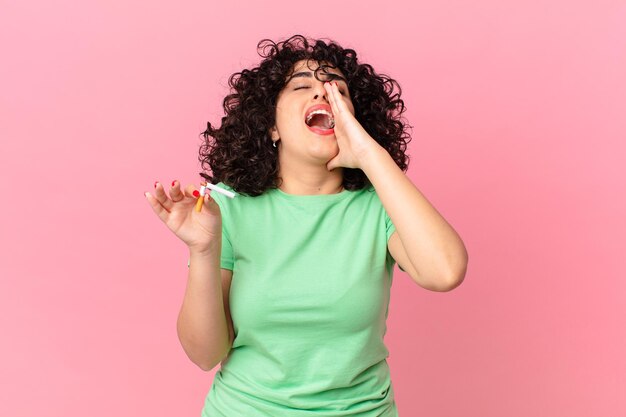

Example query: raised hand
[145,180,222,252]
[323,81,380,171]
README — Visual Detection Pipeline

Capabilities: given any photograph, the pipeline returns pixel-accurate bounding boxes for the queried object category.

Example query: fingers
[149,180,196,212]
[169,180,185,202]
[183,183,215,212]
[147,180,204,207]
[183,183,200,199]
[144,191,170,224]
[153,181,174,211]
[324,81,344,115]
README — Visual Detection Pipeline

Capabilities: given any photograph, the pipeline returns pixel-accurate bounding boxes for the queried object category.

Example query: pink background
[1,0,624,416]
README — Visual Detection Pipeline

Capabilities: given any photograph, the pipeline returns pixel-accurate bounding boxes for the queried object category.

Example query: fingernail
[154,181,158,188]
[193,190,200,197]
[171,180,176,187]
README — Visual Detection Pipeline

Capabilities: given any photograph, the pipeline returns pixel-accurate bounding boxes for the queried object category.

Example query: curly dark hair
[198,34,412,197]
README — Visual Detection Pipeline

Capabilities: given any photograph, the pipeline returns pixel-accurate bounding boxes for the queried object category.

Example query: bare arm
[145,181,233,371]
[360,145,468,290]
[177,243,232,371]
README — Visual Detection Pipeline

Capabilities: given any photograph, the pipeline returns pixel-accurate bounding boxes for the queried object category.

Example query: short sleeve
[385,210,396,243]
[210,185,234,271]
[385,210,405,272]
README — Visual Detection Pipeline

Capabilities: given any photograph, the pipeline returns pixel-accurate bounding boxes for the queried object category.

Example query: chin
[308,145,338,164]
[311,140,338,153]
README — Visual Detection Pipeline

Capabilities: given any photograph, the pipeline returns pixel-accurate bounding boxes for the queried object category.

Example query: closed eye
[294,85,347,95]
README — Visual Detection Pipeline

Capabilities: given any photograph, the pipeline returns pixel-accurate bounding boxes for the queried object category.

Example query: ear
[270,125,280,141]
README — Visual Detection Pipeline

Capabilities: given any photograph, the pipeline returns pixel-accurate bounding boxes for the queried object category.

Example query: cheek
[346,101,356,116]
[274,107,289,127]
[275,110,303,133]
[341,94,355,113]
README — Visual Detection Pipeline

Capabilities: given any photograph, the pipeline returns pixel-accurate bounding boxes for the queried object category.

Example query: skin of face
[270,59,355,169]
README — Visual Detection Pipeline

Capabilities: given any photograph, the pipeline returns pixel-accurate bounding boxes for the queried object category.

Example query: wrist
[359,142,387,173]
[188,240,221,256]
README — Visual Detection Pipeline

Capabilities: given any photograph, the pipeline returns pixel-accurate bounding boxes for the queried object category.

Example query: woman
[145,34,467,416]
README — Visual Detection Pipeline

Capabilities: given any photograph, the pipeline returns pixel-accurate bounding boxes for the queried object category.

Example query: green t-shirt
[202,182,400,417]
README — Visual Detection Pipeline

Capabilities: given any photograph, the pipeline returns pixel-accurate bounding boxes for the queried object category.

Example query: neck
[277,167,344,196]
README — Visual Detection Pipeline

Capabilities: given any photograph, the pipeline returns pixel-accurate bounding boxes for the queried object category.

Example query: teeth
[305,109,334,127]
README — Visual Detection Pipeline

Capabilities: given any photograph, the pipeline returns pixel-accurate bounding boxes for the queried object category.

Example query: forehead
[292,59,342,73]
[285,59,346,82]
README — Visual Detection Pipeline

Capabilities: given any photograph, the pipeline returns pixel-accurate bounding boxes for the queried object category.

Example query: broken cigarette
[194,183,207,212]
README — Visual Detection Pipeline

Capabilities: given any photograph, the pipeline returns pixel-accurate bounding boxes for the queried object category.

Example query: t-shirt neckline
[271,186,352,202]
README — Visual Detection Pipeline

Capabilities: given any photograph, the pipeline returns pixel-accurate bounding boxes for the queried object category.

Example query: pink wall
[1,0,624,416]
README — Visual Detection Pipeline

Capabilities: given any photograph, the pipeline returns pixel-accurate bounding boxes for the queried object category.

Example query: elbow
[420,244,468,292]
[194,347,231,372]
[178,344,220,372]
[177,338,218,372]
[441,259,468,292]
[196,361,217,372]
[439,246,468,291]
[194,351,226,371]
[442,275,464,291]
[186,352,217,372]
[177,326,232,373]
[193,353,224,372]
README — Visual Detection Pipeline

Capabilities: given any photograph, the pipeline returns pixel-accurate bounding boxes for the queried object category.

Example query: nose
[313,92,328,101]
[312,81,328,101]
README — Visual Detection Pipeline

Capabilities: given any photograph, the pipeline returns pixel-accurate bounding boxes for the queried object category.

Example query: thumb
[202,192,220,213]
[327,157,338,172]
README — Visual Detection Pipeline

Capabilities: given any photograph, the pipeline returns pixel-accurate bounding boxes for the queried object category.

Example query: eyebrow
[288,71,347,83]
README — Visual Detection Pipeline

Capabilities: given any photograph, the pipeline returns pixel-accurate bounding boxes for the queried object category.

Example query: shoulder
[208,181,271,214]
[358,184,383,204]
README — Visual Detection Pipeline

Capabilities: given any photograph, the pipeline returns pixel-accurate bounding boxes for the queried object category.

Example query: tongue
[307,114,332,129]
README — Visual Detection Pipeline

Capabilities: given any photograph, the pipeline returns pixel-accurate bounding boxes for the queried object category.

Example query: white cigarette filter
[205,182,236,199]
[199,185,206,196]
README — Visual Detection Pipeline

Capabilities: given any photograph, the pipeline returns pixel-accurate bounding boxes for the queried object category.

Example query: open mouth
[305,110,335,135]
[305,110,335,130]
